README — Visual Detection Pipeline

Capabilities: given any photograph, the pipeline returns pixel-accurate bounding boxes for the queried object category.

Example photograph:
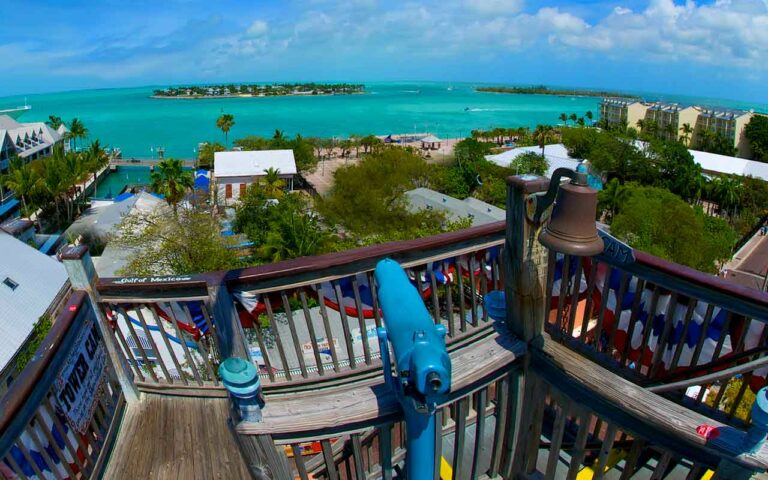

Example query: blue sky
[1,0,767,103]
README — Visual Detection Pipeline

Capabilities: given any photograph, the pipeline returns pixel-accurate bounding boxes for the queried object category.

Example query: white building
[0,233,69,393]
[213,150,297,204]
[485,143,582,178]
[405,188,506,226]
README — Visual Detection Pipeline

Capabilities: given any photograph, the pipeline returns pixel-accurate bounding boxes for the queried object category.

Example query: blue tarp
[0,198,20,217]
[38,235,60,254]
[194,170,210,192]
[114,192,134,202]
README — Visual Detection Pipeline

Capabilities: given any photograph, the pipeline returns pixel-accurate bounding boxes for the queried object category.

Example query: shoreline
[476,87,639,99]
[149,92,366,100]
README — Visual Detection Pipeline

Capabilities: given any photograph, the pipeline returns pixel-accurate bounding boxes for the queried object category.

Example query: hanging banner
[55,319,107,434]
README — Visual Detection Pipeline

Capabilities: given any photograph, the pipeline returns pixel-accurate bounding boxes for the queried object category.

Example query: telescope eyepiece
[427,372,442,393]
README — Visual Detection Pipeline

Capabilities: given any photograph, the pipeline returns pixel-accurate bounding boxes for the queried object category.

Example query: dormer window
[3,277,19,291]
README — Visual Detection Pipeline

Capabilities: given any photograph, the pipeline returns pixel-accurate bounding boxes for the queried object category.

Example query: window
[225,184,232,199]
[3,277,18,291]
[239,183,246,196]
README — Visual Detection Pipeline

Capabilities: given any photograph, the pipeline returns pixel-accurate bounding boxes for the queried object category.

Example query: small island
[476,85,640,99]
[152,82,365,99]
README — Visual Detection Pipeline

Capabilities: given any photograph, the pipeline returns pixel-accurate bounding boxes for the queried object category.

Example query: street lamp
[533,167,604,256]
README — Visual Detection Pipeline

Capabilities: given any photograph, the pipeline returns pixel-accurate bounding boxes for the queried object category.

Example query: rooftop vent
[3,277,18,291]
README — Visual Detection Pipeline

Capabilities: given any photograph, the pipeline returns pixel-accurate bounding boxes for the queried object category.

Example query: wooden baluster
[728,372,753,420]
[544,393,570,480]
[317,287,341,373]
[320,439,340,480]
[198,302,221,361]
[618,438,645,480]
[480,257,489,324]
[281,292,309,378]
[163,303,204,386]
[544,249,557,332]
[650,451,673,480]
[433,408,444,480]
[457,260,468,332]
[366,272,383,329]
[380,422,393,480]
[712,311,733,362]
[145,304,186,385]
[636,285,661,374]
[452,397,469,478]
[351,433,365,480]
[264,296,292,380]
[592,423,618,480]
[429,268,442,325]
[25,422,64,480]
[579,260,599,344]
[649,292,679,379]
[118,305,158,382]
[566,258,584,338]
[605,272,630,354]
[591,265,614,349]
[468,255,479,326]
[669,298,698,372]
[620,278,647,367]
[565,410,591,480]
[15,438,48,479]
[43,396,94,475]
[556,254,571,335]
[470,388,488,480]
[332,280,357,370]
[41,403,88,477]
[443,260,455,338]
[291,444,310,480]
[350,277,372,365]
[299,289,325,376]
[107,309,145,382]
[3,453,29,480]
[685,463,707,480]
[690,304,715,368]
[181,303,219,384]
[133,303,172,383]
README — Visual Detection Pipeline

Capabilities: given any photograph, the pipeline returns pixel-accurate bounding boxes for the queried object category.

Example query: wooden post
[60,245,140,403]
[504,175,551,343]
[205,277,250,360]
[502,175,551,478]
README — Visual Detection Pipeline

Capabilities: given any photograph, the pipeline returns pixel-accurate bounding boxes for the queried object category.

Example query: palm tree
[533,125,555,158]
[680,123,694,146]
[569,113,578,125]
[558,113,568,125]
[260,167,286,199]
[41,147,71,223]
[273,129,285,141]
[46,115,64,130]
[712,175,742,217]
[67,118,88,151]
[577,117,585,127]
[150,158,194,214]
[664,123,677,141]
[216,114,235,147]
[585,111,594,124]
[259,211,330,262]
[84,141,109,195]
[636,119,645,131]
[2,156,40,216]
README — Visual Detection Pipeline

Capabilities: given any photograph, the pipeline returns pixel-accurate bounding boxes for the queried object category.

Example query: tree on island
[216,114,235,147]
[150,158,194,215]
[67,118,89,151]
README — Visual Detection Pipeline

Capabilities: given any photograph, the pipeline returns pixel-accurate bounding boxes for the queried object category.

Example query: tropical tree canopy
[745,115,768,163]
[149,158,194,213]
[216,114,236,146]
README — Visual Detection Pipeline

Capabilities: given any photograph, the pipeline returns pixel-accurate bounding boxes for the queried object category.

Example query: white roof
[0,233,68,371]
[405,188,505,226]
[421,135,442,143]
[0,115,62,158]
[690,149,768,180]
[485,143,581,178]
[214,150,297,177]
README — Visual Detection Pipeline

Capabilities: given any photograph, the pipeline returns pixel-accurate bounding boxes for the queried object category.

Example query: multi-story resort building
[0,115,68,220]
[600,98,760,158]
[2,170,768,479]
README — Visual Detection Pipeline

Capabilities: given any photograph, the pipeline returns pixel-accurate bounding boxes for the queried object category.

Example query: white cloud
[246,20,268,37]
[464,0,524,15]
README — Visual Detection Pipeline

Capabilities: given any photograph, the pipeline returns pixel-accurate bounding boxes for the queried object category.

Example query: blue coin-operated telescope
[374,258,451,479]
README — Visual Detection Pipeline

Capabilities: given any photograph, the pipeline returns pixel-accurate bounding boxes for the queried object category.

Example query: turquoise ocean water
[1,82,765,159]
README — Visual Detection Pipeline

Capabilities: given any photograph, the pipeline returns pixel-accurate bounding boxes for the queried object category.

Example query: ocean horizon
[1,81,765,159]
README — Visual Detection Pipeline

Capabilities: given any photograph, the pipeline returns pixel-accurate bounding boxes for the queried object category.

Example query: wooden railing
[93,221,506,392]
[546,245,768,429]
[0,292,125,479]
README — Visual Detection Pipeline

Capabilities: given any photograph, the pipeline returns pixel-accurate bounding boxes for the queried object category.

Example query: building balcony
[1,175,768,479]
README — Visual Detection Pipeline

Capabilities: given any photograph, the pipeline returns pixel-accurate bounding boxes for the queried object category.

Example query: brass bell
[539,179,604,256]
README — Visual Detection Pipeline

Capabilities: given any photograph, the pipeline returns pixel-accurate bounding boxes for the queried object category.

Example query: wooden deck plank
[102,395,250,480]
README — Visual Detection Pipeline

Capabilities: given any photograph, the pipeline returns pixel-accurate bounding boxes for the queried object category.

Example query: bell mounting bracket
[527,168,588,224]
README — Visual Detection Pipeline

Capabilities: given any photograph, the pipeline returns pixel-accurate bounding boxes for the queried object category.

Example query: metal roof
[0,232,68,371]
[485,143,581,178]
[214,150,297,178]
[404,188,505,226]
